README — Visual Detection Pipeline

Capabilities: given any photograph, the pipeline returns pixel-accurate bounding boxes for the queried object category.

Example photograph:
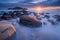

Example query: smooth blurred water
[0,9,59,40]
[8,18,60,40]
[7,9,60,40]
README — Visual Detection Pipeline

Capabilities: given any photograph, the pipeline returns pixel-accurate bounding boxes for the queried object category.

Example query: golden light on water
[34,7,42,13]
[28,6,60,13]
[42,7,60,10]
[34,7,42,11]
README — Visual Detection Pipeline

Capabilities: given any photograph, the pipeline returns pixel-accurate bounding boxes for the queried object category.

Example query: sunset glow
[34,7,42,13]
[35,7,42,11]
[28,6,60,12]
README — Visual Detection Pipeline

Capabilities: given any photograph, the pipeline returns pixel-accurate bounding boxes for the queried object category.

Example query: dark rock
[53,15,60,18]
[43,22,47,25]
[53,15,60,22]
[19,15,42,27]
[10,13,16,18]
[46,13,49,14]
[13,11,29,17]
[2,14,12,20]
[57,18,60,22]
[8,11,16,18]
[22,10,28,15]
[44,15,50,19]
[36,17,41,20]
[48,20,56,25]
[33,12,38,17]
[40,13,44,15]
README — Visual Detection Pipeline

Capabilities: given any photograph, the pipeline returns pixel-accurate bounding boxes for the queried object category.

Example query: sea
[0,9,60,40]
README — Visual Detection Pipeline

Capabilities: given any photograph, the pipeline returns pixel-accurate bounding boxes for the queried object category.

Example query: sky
[0,0,46,3]
[0,0,60,9]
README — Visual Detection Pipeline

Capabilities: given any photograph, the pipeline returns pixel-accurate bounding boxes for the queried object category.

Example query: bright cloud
[30,0,47,3]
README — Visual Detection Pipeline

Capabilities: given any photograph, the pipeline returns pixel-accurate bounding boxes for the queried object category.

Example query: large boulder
[0,21,16,40]
[19,15,42,27]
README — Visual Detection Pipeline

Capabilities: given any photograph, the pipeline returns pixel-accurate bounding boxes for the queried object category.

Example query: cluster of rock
[0,7,43,27]
[0,7,60,27]
[32,12,60,25]
[0,7,28,20]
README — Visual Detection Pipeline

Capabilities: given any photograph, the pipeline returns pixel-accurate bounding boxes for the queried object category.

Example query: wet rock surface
[53,15,60,22]
[19,15,42,27]
[0,21,16,40]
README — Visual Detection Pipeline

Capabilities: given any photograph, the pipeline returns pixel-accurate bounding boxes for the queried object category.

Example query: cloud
[0,0,33,3]
[0,0,60,10]
[0,0,21,3]
[30,0,46,4]
[0,0,47,3]
[38,0,60,6]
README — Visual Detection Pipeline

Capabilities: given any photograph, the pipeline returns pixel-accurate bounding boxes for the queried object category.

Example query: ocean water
[6,10,60,40]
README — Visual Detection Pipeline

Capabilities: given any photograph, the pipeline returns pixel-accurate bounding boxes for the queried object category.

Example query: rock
[43,22,47,25]
[44,15,50,19]
[1,13,12,20]
[16,13,22,17]
[36,17,41,20]
[9,13,16,18]
[53,15,60,22]
[0,21,16,40]
[53,15,60,18]
[48,20,56,25]
[40,13,44,15]
[19,15,42,27]
[33,12,39,17]
[46,13,49,14]
[4,15,12,20]
[57,18,60,22]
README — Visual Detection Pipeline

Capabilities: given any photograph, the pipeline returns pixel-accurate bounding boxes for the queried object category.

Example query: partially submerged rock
[46,13,50,14]
[53,15,60,22]
[19,15,42,27]
[40,13,44,15]
[48,20,56,25]
[1,14,12,20]
[44,15,50,19]
[0,21,16,40]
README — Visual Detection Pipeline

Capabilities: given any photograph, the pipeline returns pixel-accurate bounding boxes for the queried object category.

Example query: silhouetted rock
[57,18,60,22]
[53,15,60,18]
[44,15,50,19]
[43,22,47,25]
[33,12,38,17]
[48,20,56,25]
[8,7,29,17]
[2,13,12,20]
[36,17,41,20]
[46,13,49,14]
[19,15,42,27]
[22,10,28,15]
[9,13,16,18]
[40,13,44,15]
[53,15,60,22]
